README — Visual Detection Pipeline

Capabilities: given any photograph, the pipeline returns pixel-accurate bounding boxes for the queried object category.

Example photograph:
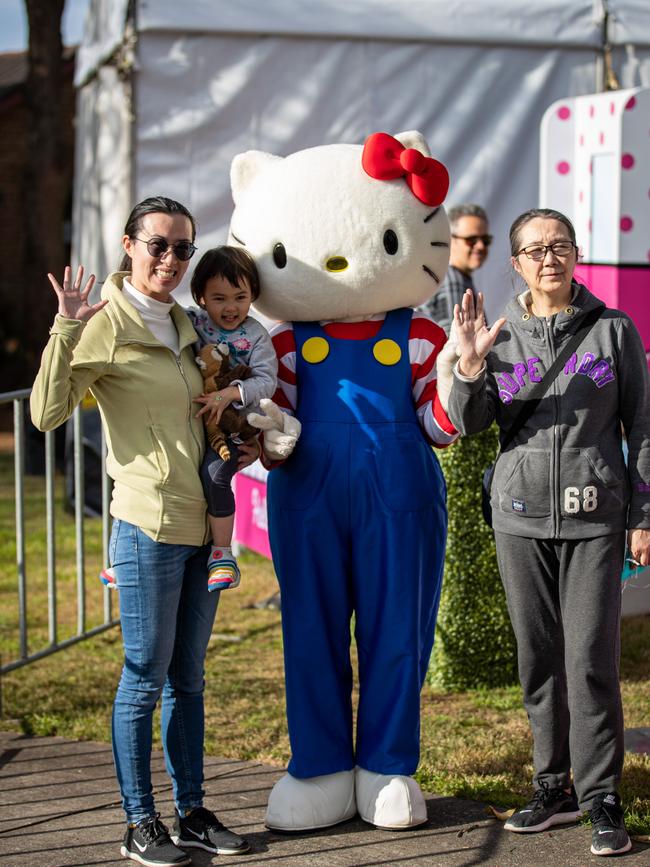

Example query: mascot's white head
[229,131,450,322]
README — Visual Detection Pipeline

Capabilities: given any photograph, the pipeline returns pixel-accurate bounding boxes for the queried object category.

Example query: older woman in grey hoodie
[440,208,650,858]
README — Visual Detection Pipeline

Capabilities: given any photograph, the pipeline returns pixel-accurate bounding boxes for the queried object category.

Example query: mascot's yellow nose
[326,256,348,272]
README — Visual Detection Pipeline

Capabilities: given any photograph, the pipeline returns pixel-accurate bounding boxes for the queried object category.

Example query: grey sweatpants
[494,531,626,809]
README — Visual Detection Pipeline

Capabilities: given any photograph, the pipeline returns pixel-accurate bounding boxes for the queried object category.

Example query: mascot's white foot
[355,767,428,830]
[265,770,356,831]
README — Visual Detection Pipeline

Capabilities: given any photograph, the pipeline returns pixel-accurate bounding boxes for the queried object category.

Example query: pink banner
[233,474,272,558]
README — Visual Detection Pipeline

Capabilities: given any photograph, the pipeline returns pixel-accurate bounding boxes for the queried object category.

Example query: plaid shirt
[418,265,475,335]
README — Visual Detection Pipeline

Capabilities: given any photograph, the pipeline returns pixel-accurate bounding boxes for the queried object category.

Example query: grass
[0,447,111,662]
[1,453,649,836]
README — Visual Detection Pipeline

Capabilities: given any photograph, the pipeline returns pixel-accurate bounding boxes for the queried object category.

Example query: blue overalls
[268,308,447,778]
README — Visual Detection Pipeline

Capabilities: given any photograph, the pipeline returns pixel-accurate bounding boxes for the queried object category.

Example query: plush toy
[235,131,459,831]
[195,342,258,460]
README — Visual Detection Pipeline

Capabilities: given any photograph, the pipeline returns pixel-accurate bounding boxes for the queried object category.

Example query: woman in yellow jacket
[31,197,253,867]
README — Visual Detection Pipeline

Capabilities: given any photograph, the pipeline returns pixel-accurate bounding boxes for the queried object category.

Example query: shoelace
[138,814,170,845]
[531,781,566,806]
[189,806,226,832]
[591,801,622,828]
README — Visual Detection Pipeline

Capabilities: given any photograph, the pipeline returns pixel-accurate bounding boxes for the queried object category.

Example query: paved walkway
[0,731,648,866]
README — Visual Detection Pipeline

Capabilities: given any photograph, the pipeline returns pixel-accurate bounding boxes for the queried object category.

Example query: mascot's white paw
[265,770,356,831]
[247,399,301,461]
[355,767,428,829]
[434,321,460,413]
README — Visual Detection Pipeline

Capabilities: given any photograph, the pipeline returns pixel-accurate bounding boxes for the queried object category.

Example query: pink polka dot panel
[542,89,650,269]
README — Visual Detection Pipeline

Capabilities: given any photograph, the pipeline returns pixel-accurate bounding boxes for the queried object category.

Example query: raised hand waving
[48,265,107,322]
[454,289,506,377]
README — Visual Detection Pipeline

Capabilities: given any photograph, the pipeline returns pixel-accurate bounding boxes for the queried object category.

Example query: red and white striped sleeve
[269,321,297,414]
[270,314,457,447]
[409,310,459,448]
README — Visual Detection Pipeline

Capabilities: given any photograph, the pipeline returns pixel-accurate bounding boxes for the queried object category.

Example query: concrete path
[0,731,648,866]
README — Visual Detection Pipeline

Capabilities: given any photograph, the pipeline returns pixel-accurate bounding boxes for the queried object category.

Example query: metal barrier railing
[1,389,119,681]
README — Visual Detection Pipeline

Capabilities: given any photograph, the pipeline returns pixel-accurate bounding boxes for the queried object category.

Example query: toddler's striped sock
[207,546,241,592]
[99,567,118,589]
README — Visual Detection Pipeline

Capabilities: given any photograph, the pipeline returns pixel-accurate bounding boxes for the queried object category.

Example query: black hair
[509,207,577,256]
[190,246,261,304]
[118,196,197,270]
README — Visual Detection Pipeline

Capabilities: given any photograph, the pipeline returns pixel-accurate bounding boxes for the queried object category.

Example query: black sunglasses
[452,234,493,248]
[134,236,197,261]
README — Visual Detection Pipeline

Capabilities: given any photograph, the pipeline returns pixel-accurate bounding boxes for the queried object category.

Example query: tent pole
[600,1,621,92]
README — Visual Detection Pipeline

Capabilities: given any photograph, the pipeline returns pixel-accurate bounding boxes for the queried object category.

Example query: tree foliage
[429,426,518,690]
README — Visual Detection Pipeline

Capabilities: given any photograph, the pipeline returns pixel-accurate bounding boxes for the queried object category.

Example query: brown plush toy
[195,343,258,461]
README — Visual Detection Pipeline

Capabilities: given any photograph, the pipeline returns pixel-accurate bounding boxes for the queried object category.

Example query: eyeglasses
[452,234,493,248]
[516,242,576,261]
[134,236,197,261]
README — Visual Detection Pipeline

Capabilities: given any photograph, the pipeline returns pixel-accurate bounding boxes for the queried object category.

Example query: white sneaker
[265,770,356,831]
[355,767,428,829]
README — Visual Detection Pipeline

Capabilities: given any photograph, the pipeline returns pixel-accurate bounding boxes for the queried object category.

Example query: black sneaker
[504,782,582,832]
[590,792,632,856]
[171,806,250,855]
[121,814,190,866]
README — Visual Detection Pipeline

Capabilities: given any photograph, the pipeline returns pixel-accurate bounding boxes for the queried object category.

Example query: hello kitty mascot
[232,132,458,832]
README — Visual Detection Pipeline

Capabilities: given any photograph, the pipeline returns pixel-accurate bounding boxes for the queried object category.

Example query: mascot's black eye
[383,229,399,255]
[273,243,287,268]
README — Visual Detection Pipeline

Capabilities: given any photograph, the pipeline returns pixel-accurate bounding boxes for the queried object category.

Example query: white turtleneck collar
[123,278,180,354]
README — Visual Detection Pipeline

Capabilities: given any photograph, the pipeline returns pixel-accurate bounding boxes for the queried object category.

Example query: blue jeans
[109,519,218,823]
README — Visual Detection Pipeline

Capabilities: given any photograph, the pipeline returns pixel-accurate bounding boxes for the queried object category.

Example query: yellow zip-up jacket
[31,272,209,545]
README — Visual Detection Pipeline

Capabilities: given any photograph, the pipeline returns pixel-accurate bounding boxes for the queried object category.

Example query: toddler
[188,246,277,591]
[99,246,275,593]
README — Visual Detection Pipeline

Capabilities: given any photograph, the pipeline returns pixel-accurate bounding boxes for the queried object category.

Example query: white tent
[72,0,650,318]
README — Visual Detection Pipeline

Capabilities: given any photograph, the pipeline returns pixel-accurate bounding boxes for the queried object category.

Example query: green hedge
[429,426,518,690]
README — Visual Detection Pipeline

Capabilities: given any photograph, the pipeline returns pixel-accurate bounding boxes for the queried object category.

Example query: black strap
[499,303,605,452]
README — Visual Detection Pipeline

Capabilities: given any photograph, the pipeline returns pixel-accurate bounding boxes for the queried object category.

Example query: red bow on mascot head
[362,132,449,207]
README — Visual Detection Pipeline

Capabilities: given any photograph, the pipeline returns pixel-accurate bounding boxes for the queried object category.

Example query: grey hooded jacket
[448,283,650,539]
